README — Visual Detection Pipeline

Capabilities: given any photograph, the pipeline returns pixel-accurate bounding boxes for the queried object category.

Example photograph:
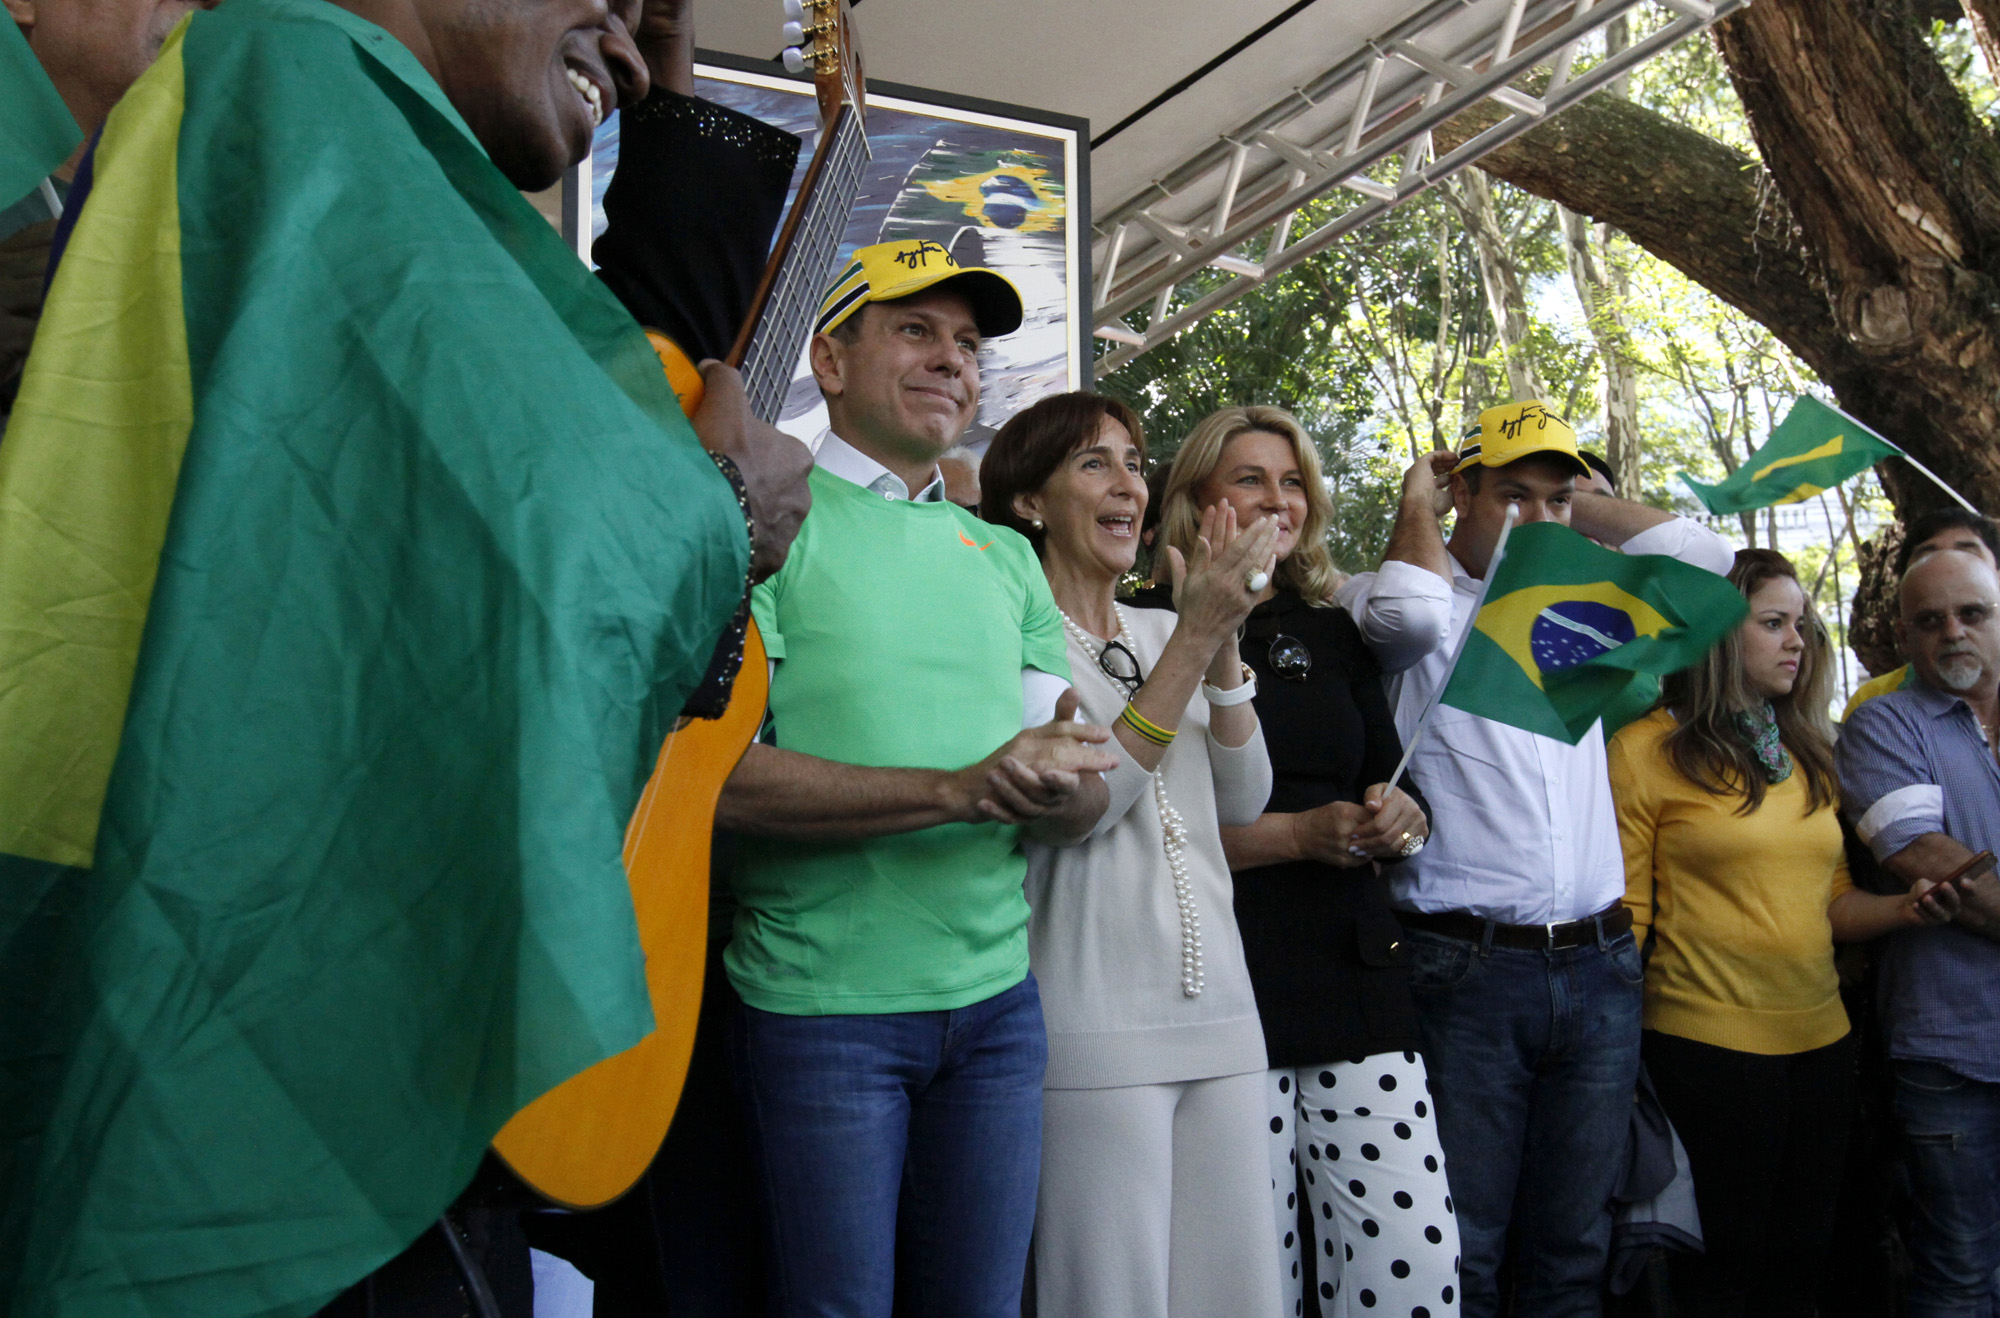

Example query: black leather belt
[1398,903,1632,951]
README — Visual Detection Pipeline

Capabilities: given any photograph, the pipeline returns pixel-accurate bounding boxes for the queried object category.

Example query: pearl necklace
[1058,602,1130,654]
[1058,605,1206,998]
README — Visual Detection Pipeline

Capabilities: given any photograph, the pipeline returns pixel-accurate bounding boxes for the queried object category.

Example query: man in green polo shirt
[715,240,1114,1317]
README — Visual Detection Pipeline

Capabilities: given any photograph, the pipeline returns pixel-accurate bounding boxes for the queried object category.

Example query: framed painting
[557,53,1090,452]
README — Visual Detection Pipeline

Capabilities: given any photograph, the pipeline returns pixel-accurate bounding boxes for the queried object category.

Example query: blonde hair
[1159,406,1340,603]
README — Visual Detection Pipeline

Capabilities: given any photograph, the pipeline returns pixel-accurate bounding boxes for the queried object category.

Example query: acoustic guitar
[491,2,868,1209]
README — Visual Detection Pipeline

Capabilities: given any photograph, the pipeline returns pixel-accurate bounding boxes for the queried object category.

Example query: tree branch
[1431,88,1860,388]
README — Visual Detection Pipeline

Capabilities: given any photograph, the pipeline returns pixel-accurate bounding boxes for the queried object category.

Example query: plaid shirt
[1838,678,2000,1082]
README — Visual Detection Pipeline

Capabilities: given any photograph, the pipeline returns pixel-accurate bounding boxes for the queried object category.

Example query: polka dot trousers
[1268,1050,1460,1317]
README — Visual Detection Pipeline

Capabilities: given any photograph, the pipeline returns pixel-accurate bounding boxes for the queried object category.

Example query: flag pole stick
[1385,505,1519,790]
[1893,450,1982,516]
[1818,399,1981,516]
[37,177,62,221]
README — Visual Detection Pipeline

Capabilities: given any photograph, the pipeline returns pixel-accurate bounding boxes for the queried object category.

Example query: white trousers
[1268,1050,1461,1317]
[1033,1070,1283,1318]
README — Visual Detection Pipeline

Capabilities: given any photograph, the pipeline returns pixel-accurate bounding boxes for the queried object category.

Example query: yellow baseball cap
[1455,400,1591,477]
[814,239,1025,339]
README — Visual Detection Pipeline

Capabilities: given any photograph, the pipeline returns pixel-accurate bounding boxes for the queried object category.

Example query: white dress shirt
[809,428,1066,727]
[812,428,948,504]
[1335,517,1734,924]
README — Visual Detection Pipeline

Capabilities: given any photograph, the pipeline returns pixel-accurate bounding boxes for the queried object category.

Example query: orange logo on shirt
[958,530,992,551]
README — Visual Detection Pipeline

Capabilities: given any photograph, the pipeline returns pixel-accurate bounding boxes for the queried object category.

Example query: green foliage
[1094,259,1372,448]
[1090,14,1977,705]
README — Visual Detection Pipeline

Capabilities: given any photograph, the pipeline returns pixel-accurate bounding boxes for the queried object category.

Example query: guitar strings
[743,110,869,425]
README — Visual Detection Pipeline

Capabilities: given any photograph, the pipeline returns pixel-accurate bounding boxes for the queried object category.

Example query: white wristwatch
[1201,663,1258,706]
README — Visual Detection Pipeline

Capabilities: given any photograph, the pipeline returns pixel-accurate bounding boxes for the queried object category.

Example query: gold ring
[1246,569,1270,592]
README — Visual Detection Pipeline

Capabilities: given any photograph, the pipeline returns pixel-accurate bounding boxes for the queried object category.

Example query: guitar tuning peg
[781,19,803,44]
[781,0,805,21]
[782,45,806,73]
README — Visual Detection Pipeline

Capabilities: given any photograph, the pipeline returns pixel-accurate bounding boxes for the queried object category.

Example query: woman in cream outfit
[980,391,1281,1317]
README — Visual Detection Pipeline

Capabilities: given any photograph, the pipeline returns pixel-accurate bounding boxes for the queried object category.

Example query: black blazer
[1135,586,1430,1066]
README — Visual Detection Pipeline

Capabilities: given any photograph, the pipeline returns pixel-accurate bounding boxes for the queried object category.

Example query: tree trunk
[1713,0,2000,518]
[1427,214,1456,452]
[1452,171,1545,401]
[1963,0,2000,85]
[1434,0,2000,521]
[1559,206,1643,485]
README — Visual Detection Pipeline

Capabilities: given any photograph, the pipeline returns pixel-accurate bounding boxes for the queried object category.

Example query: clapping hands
[1164,502,1280,647]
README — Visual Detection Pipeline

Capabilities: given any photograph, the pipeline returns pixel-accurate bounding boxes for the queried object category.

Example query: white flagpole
[1384,504,1519,790]
[36,177,62,221]
[1819,399,1981,516]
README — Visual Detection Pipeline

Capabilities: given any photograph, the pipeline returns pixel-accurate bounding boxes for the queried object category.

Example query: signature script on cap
[893,240,954,270]
[1498,402,1557,442]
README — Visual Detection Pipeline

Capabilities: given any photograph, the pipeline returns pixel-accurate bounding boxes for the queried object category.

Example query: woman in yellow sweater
[1608,548,1951,1316]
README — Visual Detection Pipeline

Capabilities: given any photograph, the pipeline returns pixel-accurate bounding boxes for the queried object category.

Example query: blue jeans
[1895,1059,2000,1318]
[729,974,1047,1318]
[1405,926,1644,1318]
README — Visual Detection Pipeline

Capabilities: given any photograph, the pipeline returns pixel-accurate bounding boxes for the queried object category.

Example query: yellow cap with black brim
[814,239,1025,339]
[1454,400,1591,478]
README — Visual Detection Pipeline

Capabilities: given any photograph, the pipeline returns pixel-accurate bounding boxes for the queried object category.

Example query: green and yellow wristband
[1118,703,1177,748]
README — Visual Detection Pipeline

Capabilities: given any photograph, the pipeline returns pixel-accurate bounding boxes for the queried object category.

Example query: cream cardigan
[1024,606,1274,1089]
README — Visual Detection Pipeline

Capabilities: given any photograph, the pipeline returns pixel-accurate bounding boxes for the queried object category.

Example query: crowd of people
[8,1,2000,1317]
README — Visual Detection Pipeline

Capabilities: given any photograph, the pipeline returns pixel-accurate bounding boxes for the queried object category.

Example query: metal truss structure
[1090,0,1750,378]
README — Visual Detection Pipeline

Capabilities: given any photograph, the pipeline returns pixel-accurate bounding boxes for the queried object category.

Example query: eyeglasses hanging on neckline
[1098,640,1144,697]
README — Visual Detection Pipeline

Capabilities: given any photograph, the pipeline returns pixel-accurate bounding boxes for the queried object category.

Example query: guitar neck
[729,102,870,425]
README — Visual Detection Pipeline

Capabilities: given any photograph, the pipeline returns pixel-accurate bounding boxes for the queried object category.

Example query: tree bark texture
[1559,206,1643,485]
[1452,170,1546,401]
[1962,0,2000,92]
[1716,0,2000,517]
[1436,0,2000,521]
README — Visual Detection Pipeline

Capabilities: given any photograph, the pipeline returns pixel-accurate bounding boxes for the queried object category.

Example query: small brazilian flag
[1681,395,1899,515]
[1440,523,1746,743]
[0,20,80,212]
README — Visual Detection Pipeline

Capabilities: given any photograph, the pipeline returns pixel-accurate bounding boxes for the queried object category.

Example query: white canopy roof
[693,0,1743,373]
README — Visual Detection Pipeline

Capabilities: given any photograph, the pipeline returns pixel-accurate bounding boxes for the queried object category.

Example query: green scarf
[1733,701,1793,784]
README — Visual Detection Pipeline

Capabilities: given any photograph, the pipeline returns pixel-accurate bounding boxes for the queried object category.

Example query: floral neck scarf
[1733,701,1793,784]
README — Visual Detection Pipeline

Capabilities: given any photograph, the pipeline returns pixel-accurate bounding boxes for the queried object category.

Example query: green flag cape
[0,21,79,213]
[0,3,749,1314]
[1681,395,1899,515]
[1439,522,1746,744]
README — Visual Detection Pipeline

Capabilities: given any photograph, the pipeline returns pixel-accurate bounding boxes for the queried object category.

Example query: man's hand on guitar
[693,360,812,584]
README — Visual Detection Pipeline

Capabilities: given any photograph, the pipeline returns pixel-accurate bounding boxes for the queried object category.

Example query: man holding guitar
[0,0,813,1311]
[715,240,1116,1318]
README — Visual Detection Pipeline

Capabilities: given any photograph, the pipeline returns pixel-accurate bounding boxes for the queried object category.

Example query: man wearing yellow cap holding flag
[1336,401,1733,1316]
[711,240,1118,1316]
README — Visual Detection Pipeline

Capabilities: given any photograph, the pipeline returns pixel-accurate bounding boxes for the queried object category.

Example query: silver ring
[1245,569,1271,593]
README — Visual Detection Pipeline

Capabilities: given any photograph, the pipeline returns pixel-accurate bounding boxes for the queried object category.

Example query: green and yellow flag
[1440,523,1746,743]
[0,3,748,1315]
[0,20,80,212]
[1682,395,1898,515]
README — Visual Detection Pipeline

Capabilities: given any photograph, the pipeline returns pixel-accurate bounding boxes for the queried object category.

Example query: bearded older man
[1838,548,2000,1318]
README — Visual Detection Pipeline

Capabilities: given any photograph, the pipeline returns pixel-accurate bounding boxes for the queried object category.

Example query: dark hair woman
[1152,404,1459,1317]
[980,391,1285,1318]
[1608,548,1953,1314]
